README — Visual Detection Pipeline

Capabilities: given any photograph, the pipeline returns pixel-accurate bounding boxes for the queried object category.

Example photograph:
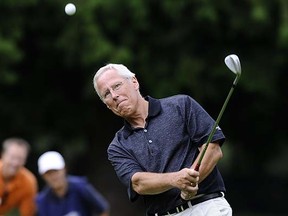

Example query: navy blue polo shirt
[36,175,109,216]
[107,95,226,214]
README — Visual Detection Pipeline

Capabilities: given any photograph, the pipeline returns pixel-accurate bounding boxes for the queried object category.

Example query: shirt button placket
[144,129,152,144]
[144,128,154,154]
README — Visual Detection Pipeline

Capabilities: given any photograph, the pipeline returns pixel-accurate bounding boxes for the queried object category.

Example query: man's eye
[115,84,120,89]
[104,92,110,98]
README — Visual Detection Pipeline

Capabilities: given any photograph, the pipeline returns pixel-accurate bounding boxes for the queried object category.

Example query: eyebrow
[101,82,115,96]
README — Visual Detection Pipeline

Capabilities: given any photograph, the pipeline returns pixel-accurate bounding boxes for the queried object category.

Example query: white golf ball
[65,3,76,16]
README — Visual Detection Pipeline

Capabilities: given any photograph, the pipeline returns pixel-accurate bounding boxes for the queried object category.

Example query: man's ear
[131,76,139,90]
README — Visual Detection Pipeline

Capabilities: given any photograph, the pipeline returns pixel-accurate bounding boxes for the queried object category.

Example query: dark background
[0,0,288,215]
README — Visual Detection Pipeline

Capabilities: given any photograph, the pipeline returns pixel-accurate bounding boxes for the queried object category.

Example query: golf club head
[224,54,241,76]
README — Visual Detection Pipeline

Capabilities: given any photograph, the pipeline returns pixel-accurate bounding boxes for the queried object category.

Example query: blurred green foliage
[0,0,287,215]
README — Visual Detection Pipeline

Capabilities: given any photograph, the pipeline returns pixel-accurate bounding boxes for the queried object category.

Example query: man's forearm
[191,143,223,182]
[131,172,174,195]
[131,168,199,195]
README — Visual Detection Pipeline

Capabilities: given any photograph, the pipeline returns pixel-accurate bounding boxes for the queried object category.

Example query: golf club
[194,54,241,171]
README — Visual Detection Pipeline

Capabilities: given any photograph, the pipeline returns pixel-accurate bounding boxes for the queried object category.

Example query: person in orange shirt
[0,137,37,216]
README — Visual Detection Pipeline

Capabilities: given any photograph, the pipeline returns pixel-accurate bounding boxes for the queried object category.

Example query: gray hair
[2,137,31,154]
[93,63,135,98]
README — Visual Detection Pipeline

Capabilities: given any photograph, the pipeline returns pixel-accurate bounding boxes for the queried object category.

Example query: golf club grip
[195,163,200,171]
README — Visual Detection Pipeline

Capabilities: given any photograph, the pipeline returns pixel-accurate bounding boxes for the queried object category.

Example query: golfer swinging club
[93,63,234,216]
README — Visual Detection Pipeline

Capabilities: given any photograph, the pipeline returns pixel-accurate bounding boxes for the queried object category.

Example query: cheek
[43,172,58,181]
[43,175,53,184]
[5,156,26,167]
[107,104,121,116]
[105,103,111,109]
[105,101,117,111]
[111,109,122,117]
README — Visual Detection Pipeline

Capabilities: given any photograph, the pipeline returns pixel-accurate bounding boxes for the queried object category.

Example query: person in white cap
[36,151,110,216]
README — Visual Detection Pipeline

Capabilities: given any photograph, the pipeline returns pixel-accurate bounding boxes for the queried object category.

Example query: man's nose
[110,90,119,99]
[11,157,25,167]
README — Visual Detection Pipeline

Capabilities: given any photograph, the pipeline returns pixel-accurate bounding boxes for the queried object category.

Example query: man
[0,137,37,216]
[36,151,110,216]
[93,64,232,216]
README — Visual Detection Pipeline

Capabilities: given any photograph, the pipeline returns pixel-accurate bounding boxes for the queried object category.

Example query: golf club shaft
[195,75,240,171]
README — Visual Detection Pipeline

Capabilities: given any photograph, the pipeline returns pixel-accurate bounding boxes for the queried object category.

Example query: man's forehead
[5,145,26,153]
[101,68,118,77]
[99,70,122,85]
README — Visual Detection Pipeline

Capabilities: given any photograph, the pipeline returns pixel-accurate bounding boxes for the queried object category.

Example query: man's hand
[180,185,198,200]
[170,168,199,200]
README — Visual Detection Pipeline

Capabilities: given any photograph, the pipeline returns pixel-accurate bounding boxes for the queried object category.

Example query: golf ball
[65,3,76,16]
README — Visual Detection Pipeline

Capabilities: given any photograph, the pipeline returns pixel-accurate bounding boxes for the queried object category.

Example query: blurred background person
[0,137,37,216]
[36,151,110,216]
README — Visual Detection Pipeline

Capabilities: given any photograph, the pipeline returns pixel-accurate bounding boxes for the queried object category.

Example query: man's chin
[114,108,131,117]
[6,169,19,177]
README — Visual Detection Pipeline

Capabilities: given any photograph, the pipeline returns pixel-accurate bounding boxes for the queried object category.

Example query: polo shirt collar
[123,96,161,139]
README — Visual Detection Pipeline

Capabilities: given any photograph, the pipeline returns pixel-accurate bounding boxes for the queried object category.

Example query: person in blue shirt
[36,151,110,216]
[93,64,232,216]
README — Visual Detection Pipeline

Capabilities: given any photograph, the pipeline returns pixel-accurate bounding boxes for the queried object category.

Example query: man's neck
[1,167,15,182]
[127,98,149,128]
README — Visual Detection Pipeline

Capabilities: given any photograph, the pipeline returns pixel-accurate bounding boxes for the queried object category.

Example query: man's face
[97,69,140,118]
[1,143,27,178]
[42,169,67,191]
